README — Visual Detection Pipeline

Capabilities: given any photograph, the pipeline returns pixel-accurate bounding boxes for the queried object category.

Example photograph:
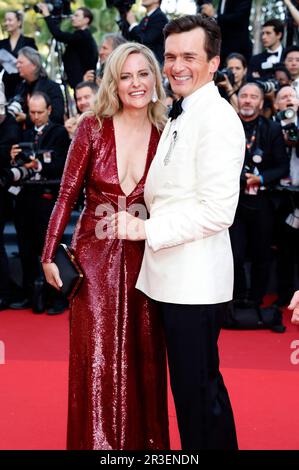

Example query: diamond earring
[151,87,158,103]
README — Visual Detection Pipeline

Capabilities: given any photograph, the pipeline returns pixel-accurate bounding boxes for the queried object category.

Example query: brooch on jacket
[164,130,178,166]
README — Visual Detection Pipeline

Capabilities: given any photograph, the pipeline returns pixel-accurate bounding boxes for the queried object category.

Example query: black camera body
[34,0,71,17]
[214,68,235,86]
[15,142,36,166]
[106,0,135,15]
[276,107,299,144]
[282,122,298,144]
[15,142,52,167]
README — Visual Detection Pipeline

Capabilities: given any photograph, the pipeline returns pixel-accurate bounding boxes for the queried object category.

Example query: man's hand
[109,211,146,241]
[126,10,137,26]
[200,4,216,17]
[83,70,95,82]
[37,3,50,17]
[245,173,262,187]
[24,157,40,170]
[10,144,22,162]
[14,112,26,123]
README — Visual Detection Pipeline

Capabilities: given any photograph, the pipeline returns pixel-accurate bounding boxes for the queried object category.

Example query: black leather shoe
[47,299,68,315]
[270,308,286,333]
[9,298,32,310]
[0,298,9,311]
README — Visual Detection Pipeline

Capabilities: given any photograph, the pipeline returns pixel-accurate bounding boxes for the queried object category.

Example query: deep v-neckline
[111,117,154,198]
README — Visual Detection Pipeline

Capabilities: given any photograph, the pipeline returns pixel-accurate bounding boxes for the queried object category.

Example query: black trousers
[159,301,238,450]
[230,194,274,305]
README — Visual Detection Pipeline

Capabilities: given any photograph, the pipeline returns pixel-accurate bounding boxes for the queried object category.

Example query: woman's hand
[42,262,63,291]
[288,290,299,325]
[109,211,146,241]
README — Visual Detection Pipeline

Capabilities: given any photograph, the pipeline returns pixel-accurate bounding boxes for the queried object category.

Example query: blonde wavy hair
[93,42,167,131]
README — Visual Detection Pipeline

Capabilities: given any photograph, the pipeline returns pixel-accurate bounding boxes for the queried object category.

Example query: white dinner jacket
[136,81,245,305]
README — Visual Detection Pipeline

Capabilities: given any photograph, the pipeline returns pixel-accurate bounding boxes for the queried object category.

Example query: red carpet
[0,304,298,450]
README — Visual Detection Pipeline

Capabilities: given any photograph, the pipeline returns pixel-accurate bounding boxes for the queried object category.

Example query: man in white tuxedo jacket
[112,15,245,449]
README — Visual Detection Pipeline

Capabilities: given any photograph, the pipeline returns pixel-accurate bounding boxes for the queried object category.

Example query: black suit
[45,17,98,89]
[14,122,70,299]
[230,116,289,305]
[15,76,65,126]
[217,0,252,64]
[122,8,168,65]
[0,35,37,100]
[248,49,284,80]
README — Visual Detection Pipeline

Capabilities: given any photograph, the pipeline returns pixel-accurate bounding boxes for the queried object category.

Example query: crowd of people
[1,0,299,451]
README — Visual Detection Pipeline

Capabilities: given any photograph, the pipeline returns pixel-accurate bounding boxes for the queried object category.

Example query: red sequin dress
[42,116,169,450]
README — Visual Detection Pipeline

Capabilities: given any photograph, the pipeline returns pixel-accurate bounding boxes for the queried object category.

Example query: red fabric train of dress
[41,115,169,450]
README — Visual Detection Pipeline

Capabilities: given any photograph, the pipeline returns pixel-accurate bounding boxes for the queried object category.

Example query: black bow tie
[266,51,279,57]
[169,98,183,121]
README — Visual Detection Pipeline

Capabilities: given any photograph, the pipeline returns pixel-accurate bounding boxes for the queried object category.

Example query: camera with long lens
[276,107,296,122]
[106,0,135,15]
[0,166,36,189]
[254,78,279,94]
[276,107,299,144]
[214,68,235,86]
[30,0,71,17]
[7,95,24,118]
[15,142,53,167]
[106,0,135,29]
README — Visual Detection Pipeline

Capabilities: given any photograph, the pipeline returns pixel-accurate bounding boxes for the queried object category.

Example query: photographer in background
[9,92,70,315]
[10,46,64,126]
[230,83,288,329]
[273,85,299,308]
[38,4,98,89]
[0,10,37,101]
[83,33,127,83]
[121,1,168,65]
[215,52,248,112]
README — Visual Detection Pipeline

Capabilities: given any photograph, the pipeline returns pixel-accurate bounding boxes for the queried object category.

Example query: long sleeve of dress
[41,116,92,262]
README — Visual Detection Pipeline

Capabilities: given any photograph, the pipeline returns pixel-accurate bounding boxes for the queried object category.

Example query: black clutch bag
[54,244,84,299]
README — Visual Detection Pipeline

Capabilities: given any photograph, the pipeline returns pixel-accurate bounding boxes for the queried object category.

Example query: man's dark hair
[78,7,93,25]
[163,14,221,60]
[75,81,98,95]
[29,91,52,108]
[283,45,299,62]
[263,19,284,39]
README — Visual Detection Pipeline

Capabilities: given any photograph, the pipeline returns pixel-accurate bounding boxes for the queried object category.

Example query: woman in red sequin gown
[41,43,169,450]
